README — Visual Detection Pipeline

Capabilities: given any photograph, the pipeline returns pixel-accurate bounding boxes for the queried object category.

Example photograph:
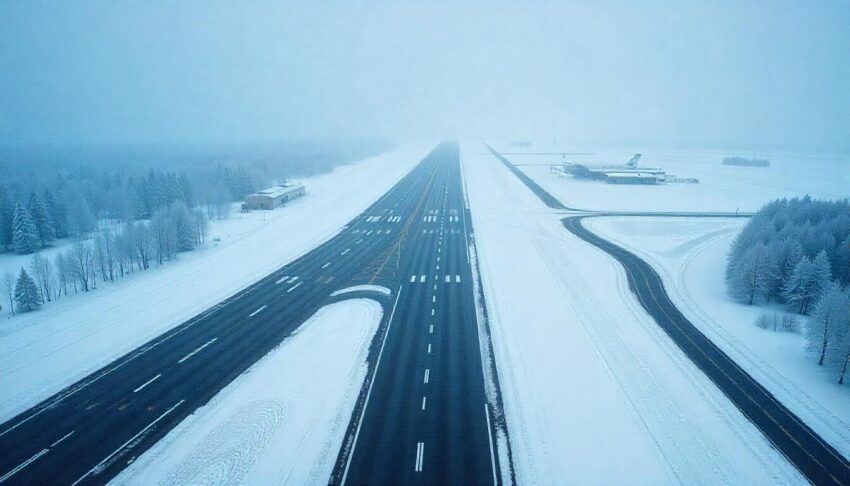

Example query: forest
[726,196,850,383]
[0,140,388,315]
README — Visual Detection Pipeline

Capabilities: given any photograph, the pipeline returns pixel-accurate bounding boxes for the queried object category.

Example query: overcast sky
[1,1,848,152]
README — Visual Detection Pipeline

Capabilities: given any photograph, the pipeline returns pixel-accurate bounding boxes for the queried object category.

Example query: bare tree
[29,253,54,303]
[94,233,116,282]
[193,208,209,246]
[55,252,69,296]
[131,222,153,270]
[2,271,15,316]
[70,240,95,292]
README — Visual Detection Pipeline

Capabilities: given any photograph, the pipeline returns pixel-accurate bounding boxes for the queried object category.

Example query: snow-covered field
[587,216,850,459]
[0,145,426,422]
[498,144,849,212]
[113,298,382,485]
[461,144,803,483]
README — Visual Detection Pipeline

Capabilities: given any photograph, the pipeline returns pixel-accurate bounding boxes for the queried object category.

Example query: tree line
[725,196,850,383]
[2,200,208,315]
[0,165,254,255]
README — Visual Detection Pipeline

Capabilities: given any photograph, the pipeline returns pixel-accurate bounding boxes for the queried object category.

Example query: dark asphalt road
[0,143,500,485]
[489,144,850,484]
[564,216,850,485]
[336,143,499,485]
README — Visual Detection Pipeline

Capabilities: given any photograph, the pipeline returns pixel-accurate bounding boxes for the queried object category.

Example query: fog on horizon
[1,0,849,153]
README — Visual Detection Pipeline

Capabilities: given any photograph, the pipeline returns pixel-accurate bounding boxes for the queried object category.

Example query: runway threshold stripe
[287,282,303,293]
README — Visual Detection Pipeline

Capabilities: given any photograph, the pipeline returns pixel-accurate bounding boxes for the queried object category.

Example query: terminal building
[242,183,305,210]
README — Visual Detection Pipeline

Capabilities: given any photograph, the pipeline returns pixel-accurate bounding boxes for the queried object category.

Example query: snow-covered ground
[587,216,850,459]
[497,144,849,212]
[461,144,803,483]
[113,298,382,485]
[0,145,426,422]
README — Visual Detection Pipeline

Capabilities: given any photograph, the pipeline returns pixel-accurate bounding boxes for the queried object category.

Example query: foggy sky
[1,1,849,152]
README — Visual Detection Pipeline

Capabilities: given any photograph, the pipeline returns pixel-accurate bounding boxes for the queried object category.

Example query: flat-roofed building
[603,171,664,184]
[242,183,305,210]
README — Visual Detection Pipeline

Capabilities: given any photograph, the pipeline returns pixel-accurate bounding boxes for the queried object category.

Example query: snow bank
[329,285,390,297]
[112,298,383,485]
[0,145,426,422]
[587,216,850,459]
[461,143,802,484]
[498,143,849,212]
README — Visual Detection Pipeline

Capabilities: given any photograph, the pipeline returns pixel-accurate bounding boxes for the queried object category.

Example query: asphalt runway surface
[0,142,500,485]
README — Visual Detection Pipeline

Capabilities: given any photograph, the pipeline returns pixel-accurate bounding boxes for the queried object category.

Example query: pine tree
[836,235,850,285]
[811,250,833,300]
[178,172,194,207]
[0,186,13,251]
[170,201,196,251]
[12,203,40,254]
[43,188,67,239]
[821,289,850,384]
[27,191,56,247]
[807,283,848,366]
[783,257,817,314]
[14,267,41,313]
[729,243,775,305]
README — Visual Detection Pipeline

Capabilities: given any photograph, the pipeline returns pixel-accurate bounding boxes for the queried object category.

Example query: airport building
[242,183,305,210]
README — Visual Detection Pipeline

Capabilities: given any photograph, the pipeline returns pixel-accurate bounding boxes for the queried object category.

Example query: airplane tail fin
[626,153,642,168]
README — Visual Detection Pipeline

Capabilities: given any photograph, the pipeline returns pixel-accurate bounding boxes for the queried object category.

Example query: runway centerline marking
[178,337,217,364]
[424,369,430,384]
[50,430,75,448]
[133,374,162,393]
[322,262,331,269]
[421,396,427,410]
[248,305,267,317]
[414,442,425,472]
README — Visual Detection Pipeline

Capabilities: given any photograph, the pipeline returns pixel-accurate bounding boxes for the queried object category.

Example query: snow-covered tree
[193,208,209,246]
[729,243,776,305]
[29,253,54,304]
[0,186,12,251]
[54,252,69,297]
[834,235,850,285]
[27,191,56,247]
[42,188,67,239]
[12,203,40,254]
[170,201,196,251]
[830,318,850,384]
[782,254,831,315]
[151,207,177,264]
[807,283,849,366]
[69,240,95,292]
[94,234,116,283]
[2,271,15,316]
[14,268,41,313]
[65,190,96,237]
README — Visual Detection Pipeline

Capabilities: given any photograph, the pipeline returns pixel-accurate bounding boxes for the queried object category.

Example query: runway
[0,143,501,485]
